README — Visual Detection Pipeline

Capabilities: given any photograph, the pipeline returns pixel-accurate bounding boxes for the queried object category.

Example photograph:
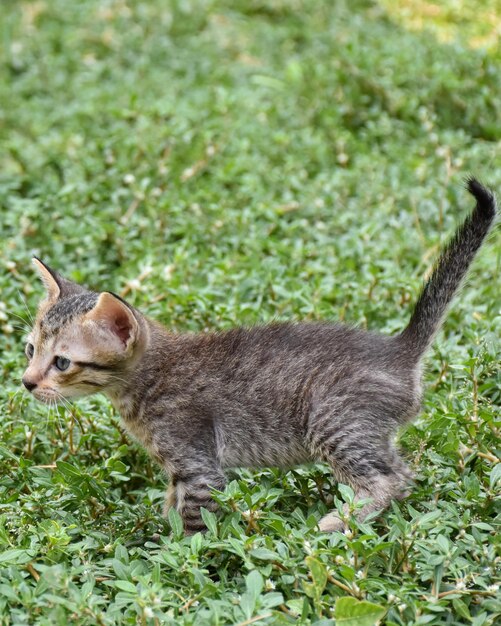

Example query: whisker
[8,312,32,331]
[105,374,129,385]
[55,392,86,437]
[9,323,33,334]
[44,399,52,433]
[17,289,35,325]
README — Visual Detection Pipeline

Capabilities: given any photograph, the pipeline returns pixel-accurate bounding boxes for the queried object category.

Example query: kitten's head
[22,258,143,404]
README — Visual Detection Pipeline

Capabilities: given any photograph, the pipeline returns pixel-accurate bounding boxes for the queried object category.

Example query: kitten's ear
[32,257,86,300]
[32,257,62,300]
[85,292,138,350]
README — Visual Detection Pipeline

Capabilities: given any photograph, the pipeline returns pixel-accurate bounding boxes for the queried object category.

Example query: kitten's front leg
[168,470,226,535]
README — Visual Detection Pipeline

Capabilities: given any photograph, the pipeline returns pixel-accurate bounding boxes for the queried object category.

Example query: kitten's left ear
[32,257,86,300]
[85,292,138,351]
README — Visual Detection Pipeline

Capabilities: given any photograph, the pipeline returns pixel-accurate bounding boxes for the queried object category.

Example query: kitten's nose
[22,378,37,392]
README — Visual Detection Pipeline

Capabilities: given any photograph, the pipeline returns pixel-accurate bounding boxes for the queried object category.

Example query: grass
[0,0,500,624]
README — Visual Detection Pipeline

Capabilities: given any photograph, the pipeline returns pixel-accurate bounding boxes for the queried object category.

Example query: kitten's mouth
[32,388,64,405]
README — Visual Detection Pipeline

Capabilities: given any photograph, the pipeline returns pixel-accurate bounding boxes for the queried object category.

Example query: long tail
[399,178,497,357]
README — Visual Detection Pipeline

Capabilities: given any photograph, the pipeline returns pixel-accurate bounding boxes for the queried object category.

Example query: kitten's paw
[318,512,345,533]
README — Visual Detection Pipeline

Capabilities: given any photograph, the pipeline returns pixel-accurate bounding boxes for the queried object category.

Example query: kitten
[22,179,496,534]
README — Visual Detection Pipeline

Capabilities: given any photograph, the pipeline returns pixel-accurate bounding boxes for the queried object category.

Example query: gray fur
[24,180,497,534]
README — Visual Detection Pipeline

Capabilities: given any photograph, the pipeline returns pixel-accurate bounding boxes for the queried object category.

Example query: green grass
[0,0,500,624]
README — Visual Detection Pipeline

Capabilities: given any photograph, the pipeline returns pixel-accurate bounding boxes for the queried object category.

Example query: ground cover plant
[0,0,500,624]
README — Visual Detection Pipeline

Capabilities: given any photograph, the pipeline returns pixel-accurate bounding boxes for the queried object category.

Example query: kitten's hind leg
[316,440,412,533]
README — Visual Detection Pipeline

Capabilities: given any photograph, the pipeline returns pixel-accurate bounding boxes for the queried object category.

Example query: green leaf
[334,597,386,626]
[489,464,501,489]
[200,507,217,536]
[246,570,264,600]
[338,483,355,503]
[56,460,83,481]
[305,556,328,597]
[114,580,137,594]
[168,507,184,538]
[0,549,33,565]
[249,548,279,561]
[452,598,471,621]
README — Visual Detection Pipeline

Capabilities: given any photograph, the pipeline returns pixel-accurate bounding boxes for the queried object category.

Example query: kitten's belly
[218,437,311,469]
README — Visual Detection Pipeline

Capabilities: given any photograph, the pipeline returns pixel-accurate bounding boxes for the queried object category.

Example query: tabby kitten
[22,179,496,534]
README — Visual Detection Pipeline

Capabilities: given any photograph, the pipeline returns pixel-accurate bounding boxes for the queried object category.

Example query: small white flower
[143,607,154,618]
[265,579,276,591]
[456,581,466,591]
[388,594,396,603]
[163,265,174,280]
[334,555,344,565]
[314,198,325,209]
[151,187,162,197]
[206,145,216,157]
[123,173,136,185]
[127,279,141,291]
[337,152,349,165]
[103,543,113,553]
[398,603,407,612]
[344,528,353,539]
[487,584,499,593]
[11,42,23,55]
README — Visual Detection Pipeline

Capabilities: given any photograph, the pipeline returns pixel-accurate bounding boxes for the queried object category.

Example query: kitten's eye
[26,343,34,359]
[54,356,71,371]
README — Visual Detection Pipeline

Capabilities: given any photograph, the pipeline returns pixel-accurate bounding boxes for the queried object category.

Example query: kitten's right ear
[32,257,87,300]
[84,292,139,352]
[32,257,61,301]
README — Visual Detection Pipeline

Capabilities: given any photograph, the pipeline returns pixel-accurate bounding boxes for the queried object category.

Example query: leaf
[436,534,449,552]
[246,570,264,600]
[114,544,129,564]
[305,556,327,597]
[114,580,137,594]
[0,446,18,461]
[452,598,471,621]
[416,510,442,526]
[0,583,20,600]
[200,507,217,536]
[56,460,83,481]
[334,597,386,626]
[338,483,355,503]
[471,522,494,531]
[249,548,279,561]
[168,507,184,538]
[262,592,284,609]
[112,559,130,581]
[489,464,501,489]
[190,531,203,555]
[0,549,33,565]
